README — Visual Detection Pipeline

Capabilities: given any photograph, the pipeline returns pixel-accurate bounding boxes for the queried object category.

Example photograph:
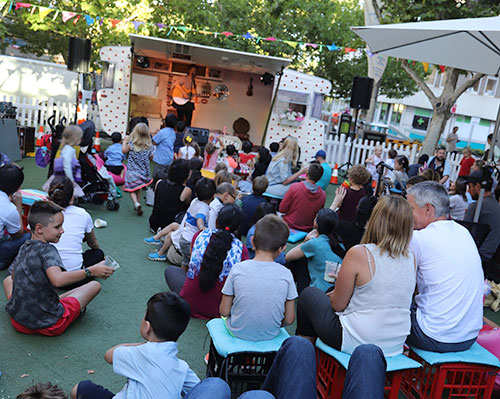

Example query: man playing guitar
[172,64,197,127]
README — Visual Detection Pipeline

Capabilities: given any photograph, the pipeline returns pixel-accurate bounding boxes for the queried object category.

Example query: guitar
[247,78,254,96]
[172,84,198,106]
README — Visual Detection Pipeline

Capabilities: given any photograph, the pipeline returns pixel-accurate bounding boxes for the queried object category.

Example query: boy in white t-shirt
[148,178,215,267]
[71,292,200,399]
[220,215,298,341]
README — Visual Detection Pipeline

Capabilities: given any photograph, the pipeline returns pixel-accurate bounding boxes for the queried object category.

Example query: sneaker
[134,203,143,216]
[144,236,161,245]
[204,353,209,365]
[148,252,166,262]
[116,187,122,198]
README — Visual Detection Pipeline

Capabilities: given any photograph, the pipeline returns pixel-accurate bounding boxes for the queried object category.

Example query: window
[485,77,498,96]
[101,62,115,89]
[390,104,404,125]
[378,103,389,123]
[468,75,480,94]
[82,73,93,91]
[131,73,158,97]
[311,93,324,119]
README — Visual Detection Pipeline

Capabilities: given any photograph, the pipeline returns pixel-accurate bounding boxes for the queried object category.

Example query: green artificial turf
[1,151,498,398]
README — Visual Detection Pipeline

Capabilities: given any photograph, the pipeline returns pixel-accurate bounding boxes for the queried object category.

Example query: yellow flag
[284,40,297,49]
[422,62,429,73]
[39,6,54,20]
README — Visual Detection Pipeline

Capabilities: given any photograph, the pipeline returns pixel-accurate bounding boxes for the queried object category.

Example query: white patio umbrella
[352,16,500,221]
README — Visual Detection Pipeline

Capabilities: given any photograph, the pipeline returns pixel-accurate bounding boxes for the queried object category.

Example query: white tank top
[338,243,416,356]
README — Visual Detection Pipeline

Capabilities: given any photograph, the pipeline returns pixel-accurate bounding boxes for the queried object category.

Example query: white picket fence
[324,134,464,182]
[0,95,101,132]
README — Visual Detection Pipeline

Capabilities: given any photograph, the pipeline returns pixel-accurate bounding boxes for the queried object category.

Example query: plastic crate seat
[316,338,422,399]
[206,318,290,398]
[400,342,500,398]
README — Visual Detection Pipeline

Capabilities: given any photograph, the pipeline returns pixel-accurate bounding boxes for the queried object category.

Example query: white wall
[0,55,78,103]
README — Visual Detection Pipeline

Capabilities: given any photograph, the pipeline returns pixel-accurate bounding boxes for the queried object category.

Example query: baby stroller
[77,120,120,211]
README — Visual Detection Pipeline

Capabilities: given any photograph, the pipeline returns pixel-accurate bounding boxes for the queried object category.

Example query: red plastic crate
[316,347,408,399]
[400,349,498,398]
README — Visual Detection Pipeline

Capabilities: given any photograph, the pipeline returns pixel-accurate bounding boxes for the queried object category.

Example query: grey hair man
[406,181,483,353]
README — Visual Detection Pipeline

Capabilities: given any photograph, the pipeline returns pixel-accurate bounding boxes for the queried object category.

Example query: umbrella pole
[473,104,500,222]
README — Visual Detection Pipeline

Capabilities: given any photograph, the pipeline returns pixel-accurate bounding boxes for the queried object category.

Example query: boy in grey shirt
[220,215,297,341]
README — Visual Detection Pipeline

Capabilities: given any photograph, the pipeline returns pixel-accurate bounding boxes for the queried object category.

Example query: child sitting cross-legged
[71,292,200,399]
[147,178,216,266]
[220,214,298,341]
[3,201,114,336]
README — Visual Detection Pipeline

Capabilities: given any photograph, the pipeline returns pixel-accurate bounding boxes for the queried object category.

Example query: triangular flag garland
[2,0,455,70]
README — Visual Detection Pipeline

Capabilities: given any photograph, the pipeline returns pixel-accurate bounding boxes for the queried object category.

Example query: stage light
[260,72,274,86]
[136,56,150,68]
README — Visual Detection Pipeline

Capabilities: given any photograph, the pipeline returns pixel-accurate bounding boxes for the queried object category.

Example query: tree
[379,0,500,155]
[1,0,421,99]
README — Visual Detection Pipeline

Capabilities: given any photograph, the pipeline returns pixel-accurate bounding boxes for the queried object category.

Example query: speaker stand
[346,107,360,164]
[74,72,80,124]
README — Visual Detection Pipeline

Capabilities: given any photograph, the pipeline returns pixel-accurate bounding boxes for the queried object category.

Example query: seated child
[224,144,240,172]
[239,141,256,165]
[285,209,346,294]
[280,163,326,231]
[178,133,196,160]
[245,202,285,265]
[186,157,203,198]
[17,383,67,399]
[330,165,371,222]
[203,141,220,171]
[104,132,125,176]
[220,214,297,341]
[241,176,268,236]
[147,178,216,266]
[71,292,200,399]
[0,164,30,270]
[214,161,228,174]
[269,142,279,158]
[208,182,237,230]
[148,159,191,233]
[4,201,114,336]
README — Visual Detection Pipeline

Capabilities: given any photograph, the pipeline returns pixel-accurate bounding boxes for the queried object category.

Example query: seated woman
[285,209,345,294]
[265,137,307,198]
[252,147,272,180]
[148,159,191,233]
[296,196,416,356]
[48,177,105,284]
[164,204,248,319]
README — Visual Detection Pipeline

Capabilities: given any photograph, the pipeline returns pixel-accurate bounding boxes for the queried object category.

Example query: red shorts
[10,297,81,336]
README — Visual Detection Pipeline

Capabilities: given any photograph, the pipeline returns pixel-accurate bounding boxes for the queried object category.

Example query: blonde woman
[264,137,308,198]
[297,196,416,356]
[123,122,154,215]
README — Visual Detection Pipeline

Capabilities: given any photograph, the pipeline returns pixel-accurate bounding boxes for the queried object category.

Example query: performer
[172,64,197,127]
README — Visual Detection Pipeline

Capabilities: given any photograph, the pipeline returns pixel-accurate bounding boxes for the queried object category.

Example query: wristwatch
[84,267,91,278]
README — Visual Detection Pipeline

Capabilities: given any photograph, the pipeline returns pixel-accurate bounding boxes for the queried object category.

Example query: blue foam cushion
[207,318,290,357]
[316,339,421,372]
[287,229,308,243]
[410,342,500,367]
[263,192,283,200]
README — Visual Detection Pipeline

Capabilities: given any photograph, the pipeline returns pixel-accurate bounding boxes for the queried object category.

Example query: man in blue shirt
[314,150,332,191]
[152,114,177,180]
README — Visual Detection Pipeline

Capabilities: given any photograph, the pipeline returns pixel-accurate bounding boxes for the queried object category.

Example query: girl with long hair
[122,122,154,215]
[164,204,249,319]
[296,196,416,356]
[264,137,308,198]
[286,209,346,294]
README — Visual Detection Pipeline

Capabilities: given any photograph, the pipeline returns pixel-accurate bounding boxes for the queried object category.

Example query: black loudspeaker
[67,37,91,74]
[350,76,374,110]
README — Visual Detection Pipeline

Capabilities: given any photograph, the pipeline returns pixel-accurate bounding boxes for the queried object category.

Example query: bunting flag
[439,65,446,73]
[5,1,389,56]
[422,62,430,73]
[61,10,76,22]
[15,2,30,10]
[85,15,94,25]
[38,6,53,19]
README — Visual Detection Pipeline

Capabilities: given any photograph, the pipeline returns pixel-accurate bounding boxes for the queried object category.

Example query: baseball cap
[314,150,326,159]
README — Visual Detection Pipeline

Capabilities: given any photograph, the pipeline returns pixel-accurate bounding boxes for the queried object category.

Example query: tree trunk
[420,110,450,155]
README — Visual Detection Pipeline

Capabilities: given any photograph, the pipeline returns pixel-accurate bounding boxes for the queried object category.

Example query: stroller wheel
[107,200,119,211]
